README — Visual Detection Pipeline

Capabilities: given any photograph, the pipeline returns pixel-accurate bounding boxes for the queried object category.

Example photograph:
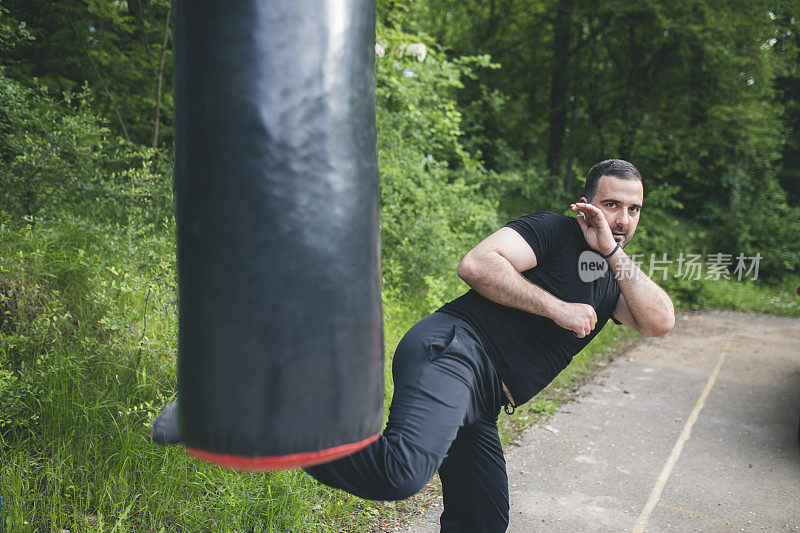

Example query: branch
[135,0,159,77]
[153,148,173,164]
[151,5,172,149]
[69,20,131,142]
[135,288,152,368]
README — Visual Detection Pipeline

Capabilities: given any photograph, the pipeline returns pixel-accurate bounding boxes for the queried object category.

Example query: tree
[0,0,174,151]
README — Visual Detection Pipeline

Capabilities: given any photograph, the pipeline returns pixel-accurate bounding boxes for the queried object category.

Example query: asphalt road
[401,311,800,532]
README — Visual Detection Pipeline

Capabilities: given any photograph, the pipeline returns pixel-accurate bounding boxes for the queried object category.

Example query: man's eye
[606,202,617,208]
[629,207,640,213]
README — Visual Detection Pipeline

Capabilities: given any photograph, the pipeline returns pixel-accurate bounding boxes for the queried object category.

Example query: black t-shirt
[438,212,622,406]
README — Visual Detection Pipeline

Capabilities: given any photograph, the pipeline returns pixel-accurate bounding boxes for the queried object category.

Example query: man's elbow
[648,309,675,337]
[457,253,477,284]
[651,318,675,337]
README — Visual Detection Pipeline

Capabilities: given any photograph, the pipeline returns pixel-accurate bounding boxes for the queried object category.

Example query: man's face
[580,175,644,249]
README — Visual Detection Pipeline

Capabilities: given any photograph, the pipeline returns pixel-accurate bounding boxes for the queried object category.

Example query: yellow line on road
[657,502,713,520]
[633,340,730,533]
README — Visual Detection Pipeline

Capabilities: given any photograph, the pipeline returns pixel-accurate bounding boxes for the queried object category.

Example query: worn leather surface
[173,0,383,460]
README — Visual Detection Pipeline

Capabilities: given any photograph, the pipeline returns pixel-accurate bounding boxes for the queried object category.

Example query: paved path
[401,311,800,532]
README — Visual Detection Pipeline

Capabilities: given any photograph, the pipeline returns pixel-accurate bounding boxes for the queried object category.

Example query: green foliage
[772,8,800,203]
[0,0,174,148]
[0,0,31,56]
[375,24,502,310]
[0,69,171,226]
[409,0,800,280]
[708,173,800,278]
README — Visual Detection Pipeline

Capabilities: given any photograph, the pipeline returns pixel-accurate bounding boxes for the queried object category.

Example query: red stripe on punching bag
[186,433,381,471]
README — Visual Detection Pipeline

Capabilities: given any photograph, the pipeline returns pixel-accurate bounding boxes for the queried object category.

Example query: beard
[610,225,631,248]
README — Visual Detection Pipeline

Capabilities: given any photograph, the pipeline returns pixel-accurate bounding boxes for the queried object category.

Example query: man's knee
[379,465,432,500]
[359,432,439,501]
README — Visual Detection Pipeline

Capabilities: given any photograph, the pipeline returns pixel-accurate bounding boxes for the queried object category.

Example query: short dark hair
[582,159,642,201]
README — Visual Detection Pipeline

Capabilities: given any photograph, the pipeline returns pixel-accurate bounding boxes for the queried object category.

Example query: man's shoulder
[504,211,583,264]
[516,210,569,221]
[507,211,578,232]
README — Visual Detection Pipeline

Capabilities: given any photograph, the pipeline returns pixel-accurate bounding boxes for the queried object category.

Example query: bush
[375,24,501,310]
[0,70,171,229]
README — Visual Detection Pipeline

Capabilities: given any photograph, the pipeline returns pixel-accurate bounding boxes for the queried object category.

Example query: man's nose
[615,210,629,228]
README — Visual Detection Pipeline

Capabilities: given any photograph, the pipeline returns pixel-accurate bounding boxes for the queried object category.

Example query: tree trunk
[69,20,131,142]
[151,6,172,149]
[546,0,572,185]
[619,20,642,160]
[729,152,748,215]
[563,97,579,197]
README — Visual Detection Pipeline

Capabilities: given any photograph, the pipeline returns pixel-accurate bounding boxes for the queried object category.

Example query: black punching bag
[173,0,383,470]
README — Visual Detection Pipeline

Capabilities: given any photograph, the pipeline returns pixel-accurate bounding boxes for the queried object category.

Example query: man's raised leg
[305,312,500,503]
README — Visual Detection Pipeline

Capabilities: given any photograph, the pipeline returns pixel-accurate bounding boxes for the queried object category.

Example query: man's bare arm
[457,228,599,338]
[606,251,675,336]
[571,202,675,337]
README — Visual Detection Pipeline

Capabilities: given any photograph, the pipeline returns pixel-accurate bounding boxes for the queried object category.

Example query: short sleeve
[504,212,571,266]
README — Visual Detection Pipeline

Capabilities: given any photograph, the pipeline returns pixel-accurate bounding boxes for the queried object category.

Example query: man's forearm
[606,249,675,334]
[458,251,564,319]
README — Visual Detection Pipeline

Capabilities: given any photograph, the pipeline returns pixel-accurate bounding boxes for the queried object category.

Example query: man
[153,158,674,532]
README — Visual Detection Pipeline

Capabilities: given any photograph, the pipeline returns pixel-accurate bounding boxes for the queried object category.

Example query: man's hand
[553,301,597,338]
[571,202,616,256]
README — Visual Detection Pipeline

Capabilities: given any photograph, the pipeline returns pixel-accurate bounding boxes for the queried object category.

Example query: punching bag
[173,0,383,470]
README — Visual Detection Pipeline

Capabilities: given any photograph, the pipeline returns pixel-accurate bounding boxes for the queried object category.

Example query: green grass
[1,219,798,531]
[0,220,387,532]
[1,443,380,532]
[671,277,800,316]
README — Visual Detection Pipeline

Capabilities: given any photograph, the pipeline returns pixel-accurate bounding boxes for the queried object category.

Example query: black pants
[305,312,509,532]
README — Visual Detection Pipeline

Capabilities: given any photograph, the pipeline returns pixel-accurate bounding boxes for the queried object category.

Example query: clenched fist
[553,301,597,338]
